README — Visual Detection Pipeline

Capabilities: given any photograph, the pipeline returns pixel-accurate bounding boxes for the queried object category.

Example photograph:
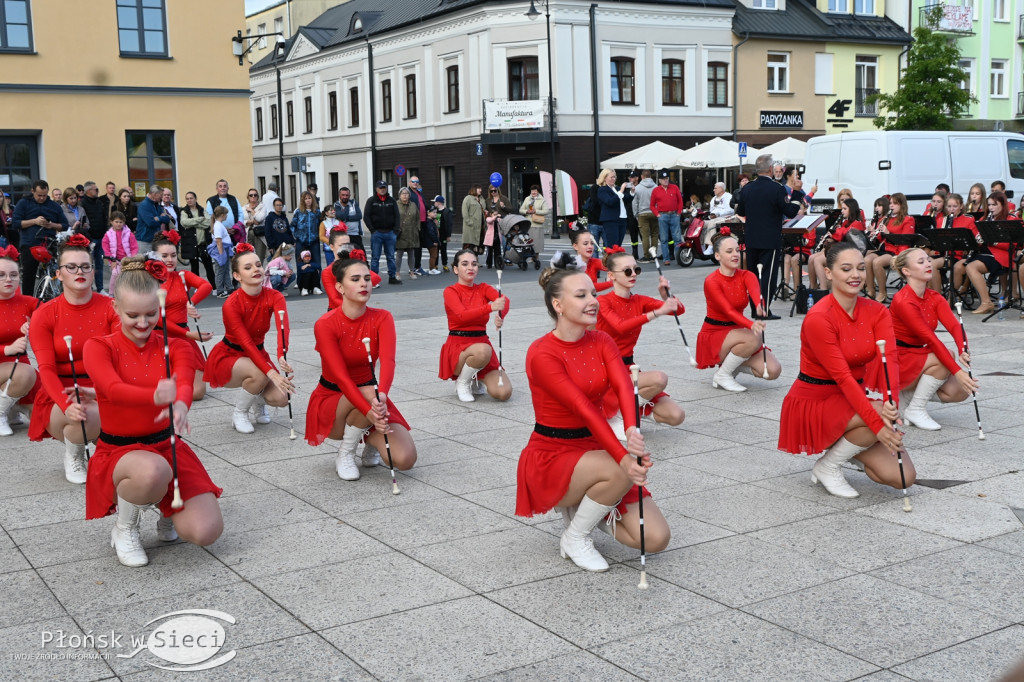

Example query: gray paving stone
[342,497,520,550]
[0,570,66,629]
[657,482,837,533]
[595,610,878,681]
[0,546,29,574]
[447,425,535,457]
[643,459,742,496]
[979,529,1024,557]
[948,472,1024,508]
[891,625,1024,682]
[460,484,559,525]
[681,415,782,446]
[321,596,576,681]
[195,434,319,466]
[856,490,1023,543]
[402,454,518,495]
[218,488,328,534]
[642,430,743,459]
[289,476,455,517]
[252,552,472,630]
[751,468,930,510]
[476,650,640,681]
[0,453,75,500]
[743,574,1010,668]
[0,487,85,530]
[676,444,813,483]
[0,616,114,681]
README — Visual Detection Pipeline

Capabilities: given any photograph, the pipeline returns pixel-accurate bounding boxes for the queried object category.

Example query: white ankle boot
[903,375,944,431]
[0,393,15,437]
[456,363,480,402]
[557,504,579,530]
[156,515,178,542]
[361,441,382,468]
[250,394,272,424]
[811,438,867,498]
[559,496,614,572]
[712,353,748,392]
[337,425,370,480]
[232,389,259,434]
[63,440,88,484]
[111,496,148,567]
[472,378,487,396]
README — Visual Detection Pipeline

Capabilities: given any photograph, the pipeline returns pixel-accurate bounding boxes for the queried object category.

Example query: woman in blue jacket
[290,191,320,269]
[597,169,627,250]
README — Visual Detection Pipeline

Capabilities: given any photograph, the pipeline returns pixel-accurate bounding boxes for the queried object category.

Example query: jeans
[370,230,397,278]
[589,223,604,246]
[270,273,295,291]
[90,238,105,290]
[658,213,682,262]
[602,218,625,250]
[214,261,232,293]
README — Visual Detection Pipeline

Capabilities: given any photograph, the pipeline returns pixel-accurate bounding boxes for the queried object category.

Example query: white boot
[607,415,626,441]
[336,425,369,481]
[361,441,382,468]
[810,438,867,499]
[156,515,178,542]
[557,504,578,531]
[63,440,88,484]
[472,378,487,396]
[456,363,481,402]
[250,393,272,424]
[595,506,622,539]
[559,496,614,572]
[903,375,944,431]
[232,389,259,434]
[0,393,15,436]
[712,353,748,392]
[110,496,148,567]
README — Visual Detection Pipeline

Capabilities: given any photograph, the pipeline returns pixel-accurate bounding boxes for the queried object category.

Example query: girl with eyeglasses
[27,234,119,484]
[0,245,40,436]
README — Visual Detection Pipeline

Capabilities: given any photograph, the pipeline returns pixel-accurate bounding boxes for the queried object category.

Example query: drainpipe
[732,32,750,142]
[589,4,601,167]
[366,36,377,184]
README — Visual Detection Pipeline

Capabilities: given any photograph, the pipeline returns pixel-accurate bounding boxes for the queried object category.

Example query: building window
[854,0,874,13]
[349,87,360,127]
[270,104,278,138]
[508,58,540,100]
[610,58,635,105]
[767,52,789,93]
[381,79,392,122]
[993,0,1007,20]
[405,75,417,118]
[257,23,266,48]
[828,0,848,11]
[990,60,1007,97]
[752,0,777,8]
[126,131,176,198]
[707,61,728,107]
[286,100,294,136]
[446,66,460,113]
[255,107,264,141]
[0,0,33,51]
[303,96,312,133]
[258,176,266,196]
[288,175,297,211]
[116,0,167,57]
[328,91,338,130]
[959,58,974,95]
[274,16,283,35]
[662,59,685,105]
[855,55,878,115]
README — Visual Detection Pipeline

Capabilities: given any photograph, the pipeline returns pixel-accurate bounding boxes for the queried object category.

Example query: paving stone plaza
[2,242,1023,681]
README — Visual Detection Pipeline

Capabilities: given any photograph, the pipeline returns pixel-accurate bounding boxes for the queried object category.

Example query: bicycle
[30,234,69,302]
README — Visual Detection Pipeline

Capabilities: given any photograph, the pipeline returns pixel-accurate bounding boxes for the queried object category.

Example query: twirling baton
[755,263,769,379]
[362,337,400,495]
[1,358,17,398]
[61,335,91,462]
[954,301,985,440]
[876,339,912,513]
[155,290,184,509]
[178,272,208,361]
[629,364,649,590]
[275,310,297,440]
[648,247,696,367]
[495,268,504,387]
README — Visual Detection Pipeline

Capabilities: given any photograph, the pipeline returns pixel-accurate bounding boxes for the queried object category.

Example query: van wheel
[677,248,694,267]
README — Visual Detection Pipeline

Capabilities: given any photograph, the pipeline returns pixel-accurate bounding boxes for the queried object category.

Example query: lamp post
[233,31,288,195]
[526,0,559,235]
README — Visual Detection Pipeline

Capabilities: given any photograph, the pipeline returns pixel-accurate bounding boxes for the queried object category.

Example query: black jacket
[362,192,401,234]
[264,210,295,253]
[735,176,800,250]
[80,195,109,239]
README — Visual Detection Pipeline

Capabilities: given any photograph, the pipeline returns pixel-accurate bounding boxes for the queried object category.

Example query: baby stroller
[500,214,539,271]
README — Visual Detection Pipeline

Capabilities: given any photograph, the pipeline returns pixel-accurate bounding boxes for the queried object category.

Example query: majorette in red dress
[438,282,509,380]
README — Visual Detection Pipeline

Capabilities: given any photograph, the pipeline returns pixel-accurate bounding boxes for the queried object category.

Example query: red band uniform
[204,288,288,388]
[158,271,213,370]
[439,282,509,380]
[695,268,764,369]
[0,292,40,406]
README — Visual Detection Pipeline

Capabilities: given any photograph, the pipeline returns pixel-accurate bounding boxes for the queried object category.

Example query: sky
[245,0,279,15]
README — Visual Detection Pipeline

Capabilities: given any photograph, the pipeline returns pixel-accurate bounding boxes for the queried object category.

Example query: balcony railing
[856,88,879,116]
[919,3,975,34]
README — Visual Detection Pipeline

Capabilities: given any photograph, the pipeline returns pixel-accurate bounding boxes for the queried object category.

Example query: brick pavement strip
[2,250,1024,681]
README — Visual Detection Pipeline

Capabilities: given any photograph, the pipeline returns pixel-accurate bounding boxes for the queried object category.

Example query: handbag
[530,212,546,225]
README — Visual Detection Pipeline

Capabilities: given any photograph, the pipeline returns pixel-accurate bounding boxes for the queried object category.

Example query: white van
[801,131,1024,215]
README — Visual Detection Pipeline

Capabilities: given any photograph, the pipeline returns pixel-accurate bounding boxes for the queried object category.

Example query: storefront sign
[760,111,804,129]
[484,100,544,130]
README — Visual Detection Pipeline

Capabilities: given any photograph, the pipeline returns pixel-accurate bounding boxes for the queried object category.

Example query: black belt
[534,423,592,439]
[448,330,487,337]
[99,426,173,447]
[58,373,89,379]
[319,376,375,392]
[622,355,634,366]
[896,340,928,349]
[704,316,737,327]
[798,372,863,386]
[222,339,263,352]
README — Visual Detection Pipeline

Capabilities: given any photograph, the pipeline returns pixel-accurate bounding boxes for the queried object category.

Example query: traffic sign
[738,142,748,158]
[394,164,406,177]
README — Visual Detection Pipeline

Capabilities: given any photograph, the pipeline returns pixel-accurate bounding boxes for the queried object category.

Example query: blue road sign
[738,142,748,158]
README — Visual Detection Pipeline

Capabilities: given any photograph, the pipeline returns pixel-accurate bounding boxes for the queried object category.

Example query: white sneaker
[361,442,382,468]
[428,269,441,275]
[300,290,309,297]
[64,440,88,484]
[313,287,323,295]
[156,515,178,542]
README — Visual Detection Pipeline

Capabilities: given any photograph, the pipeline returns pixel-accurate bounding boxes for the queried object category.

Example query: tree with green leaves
[870,7,974,130]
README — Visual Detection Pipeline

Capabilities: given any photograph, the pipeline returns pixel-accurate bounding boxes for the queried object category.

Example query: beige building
[243,0,351,66]
[0,0,252,200]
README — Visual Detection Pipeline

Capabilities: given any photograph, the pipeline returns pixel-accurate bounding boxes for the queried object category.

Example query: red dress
[305,306,409,446]
[881,215,916,255]
[864,286,964,391]
[27,294,119,441]
[438,283,508,380]
[515,331,647,518]
[833,219,864,242]
[83,331,221,519]
[204,288,288,388]
[0,293,40,405]
[322,266,382,311]
[778,295,896,456]
[696,269,763,369]
[585,258,613,292]
[159,270,212,371]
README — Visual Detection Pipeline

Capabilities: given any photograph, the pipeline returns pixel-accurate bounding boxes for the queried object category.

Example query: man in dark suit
[736,154,803,319]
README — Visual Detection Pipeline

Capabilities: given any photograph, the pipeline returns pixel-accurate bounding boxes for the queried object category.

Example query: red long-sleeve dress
[158,270,213,370]
[0,293,40,405]
[515,330,647,518]
[204,288,288,388]
[305,306,409,446]
[439,283,509,380]
[27,294,119,441]
[322,265,381,310]
[585,258,613,292]
[696,269,763,369]
[778,295,897,456]
[881,215,916,255]
[833,219,864,242]
[83,331,221,519]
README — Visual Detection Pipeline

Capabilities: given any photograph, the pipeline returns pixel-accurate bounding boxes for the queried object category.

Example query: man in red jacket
[650,170,684,264]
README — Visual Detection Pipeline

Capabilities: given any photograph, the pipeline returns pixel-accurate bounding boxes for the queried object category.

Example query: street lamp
[232,31,288,194]
[526,0,559,237]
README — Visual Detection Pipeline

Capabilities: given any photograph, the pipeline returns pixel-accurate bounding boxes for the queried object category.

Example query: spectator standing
[363,180,402,285]
[650,170,684,264]
[61,188,90,236]
[210,206,233,297]
[179,192,215,286]
[408,175,428,276]
[112,188,138,233]
[136,184,170,254]
[263,197,295,255]
[102,182,118,214]
[333,186,363,250]
[461,184,485,252]
[434,195,453,272]
[12,180,68,293]
[51,188,62,203]
[485,185,510,263]
[80,182,110,292]
[101,211,138,292]
[632,170,658,262]
[731,174,750,209]
[160,188,179,232]
[205,179,241,232]
[290,190,321,274]
[241,188,268,261]
[596,170,626,249]
[0,192,14,249]
[519,185,548,268]
[261,181,282,216]
[395,188,421,279]
[622,171,640,259]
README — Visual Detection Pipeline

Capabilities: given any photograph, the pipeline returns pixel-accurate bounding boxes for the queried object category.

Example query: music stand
[913,215,936,233]
[976,220,1024,322]
[919,228,976,309]
[822,209,842,230]
[883,232,927,249]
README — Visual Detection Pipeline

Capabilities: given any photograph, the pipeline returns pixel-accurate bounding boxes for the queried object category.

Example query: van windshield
[1009,139,1024,179]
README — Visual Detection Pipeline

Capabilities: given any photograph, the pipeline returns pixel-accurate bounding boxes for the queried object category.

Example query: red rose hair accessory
[144,259,169,282]
[604,244,626,255]
[235,242,255,254]
[349,248,367,263]
[64,233,91,248]
[0,245,18,260]
[719,226,732,237]
[159,230,181,246]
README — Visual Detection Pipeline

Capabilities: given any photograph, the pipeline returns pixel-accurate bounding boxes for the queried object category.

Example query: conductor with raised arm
[736,154,802,319]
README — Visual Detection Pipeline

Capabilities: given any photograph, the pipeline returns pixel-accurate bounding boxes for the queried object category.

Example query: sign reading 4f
[828,99,852,118]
